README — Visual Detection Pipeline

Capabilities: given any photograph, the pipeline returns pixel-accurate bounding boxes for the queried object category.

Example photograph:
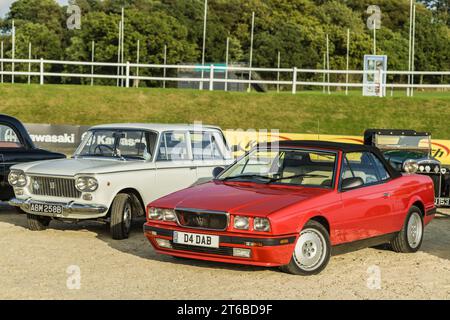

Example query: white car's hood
[13,158,155,176]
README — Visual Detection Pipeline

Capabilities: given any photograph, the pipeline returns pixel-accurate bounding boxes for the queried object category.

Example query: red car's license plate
[173,231,219,248]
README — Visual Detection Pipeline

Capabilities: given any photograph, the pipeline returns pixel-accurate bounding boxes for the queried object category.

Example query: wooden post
[91,41,95,86]
[28,42,32,84]
[125,61,130,88]
[209,64,214,91]
[39,58,44,85]
[292,67,297,94]
[1,41,4,84]
[163,45,167,89]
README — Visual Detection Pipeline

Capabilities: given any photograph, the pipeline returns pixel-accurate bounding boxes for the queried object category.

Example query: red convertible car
[143,141,436,275]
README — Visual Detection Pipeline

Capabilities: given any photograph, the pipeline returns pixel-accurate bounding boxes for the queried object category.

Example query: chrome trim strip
[9,198,108,216]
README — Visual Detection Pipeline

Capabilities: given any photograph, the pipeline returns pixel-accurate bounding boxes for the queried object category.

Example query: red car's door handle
[383,192,391,198]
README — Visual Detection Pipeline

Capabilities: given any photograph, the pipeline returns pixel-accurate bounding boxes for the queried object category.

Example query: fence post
[126,61,130,88]
[0,41,3,84]
[379,69,383,97]
[39,58,44,85]
[209,64,214,91]
[292,67,298,94]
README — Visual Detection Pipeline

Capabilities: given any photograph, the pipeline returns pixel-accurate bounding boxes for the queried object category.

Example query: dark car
[0,114,65,202]
[364,129,450,208]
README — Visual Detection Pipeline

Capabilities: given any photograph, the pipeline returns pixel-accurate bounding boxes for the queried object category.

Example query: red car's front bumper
[143,223,297,267]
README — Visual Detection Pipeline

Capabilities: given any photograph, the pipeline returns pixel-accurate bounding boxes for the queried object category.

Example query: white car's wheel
[280,220,331,275]
[27,214,51,231]
[110,193,133,240]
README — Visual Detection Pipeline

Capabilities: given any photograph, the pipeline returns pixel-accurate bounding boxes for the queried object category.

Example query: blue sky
[0,0,69,17]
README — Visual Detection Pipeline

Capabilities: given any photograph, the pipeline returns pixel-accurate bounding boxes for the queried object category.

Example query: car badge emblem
[195,215,208,227]
[49,182,56,189]
[33,181,40,190]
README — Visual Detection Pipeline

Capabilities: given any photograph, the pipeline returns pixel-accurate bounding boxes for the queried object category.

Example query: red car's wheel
[391,206,424,253]
[280,220,331,275]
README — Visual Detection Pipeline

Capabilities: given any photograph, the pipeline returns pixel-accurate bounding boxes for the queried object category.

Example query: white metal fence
[0,58,449,95]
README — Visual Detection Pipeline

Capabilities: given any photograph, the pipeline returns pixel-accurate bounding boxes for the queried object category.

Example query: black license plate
[29,203,63,215]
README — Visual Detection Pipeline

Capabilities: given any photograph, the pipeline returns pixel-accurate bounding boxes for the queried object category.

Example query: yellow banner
[224,131,450,166]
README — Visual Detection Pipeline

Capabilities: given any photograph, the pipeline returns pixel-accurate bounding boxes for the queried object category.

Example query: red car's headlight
[148,207,177,222]
[234,216,250,230]
[254,217,271,232]
[148,207,163,220]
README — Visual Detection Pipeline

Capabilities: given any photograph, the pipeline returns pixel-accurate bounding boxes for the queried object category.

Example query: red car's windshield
[219,148,337,188]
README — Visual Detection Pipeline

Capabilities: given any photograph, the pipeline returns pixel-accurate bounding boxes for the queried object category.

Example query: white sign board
[363,55,388,97]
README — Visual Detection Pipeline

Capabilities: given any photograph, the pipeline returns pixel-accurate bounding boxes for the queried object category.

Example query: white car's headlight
[234,216,249,230]
[75,176,98,192]
[254,217,271,232]
[8,170,28,187]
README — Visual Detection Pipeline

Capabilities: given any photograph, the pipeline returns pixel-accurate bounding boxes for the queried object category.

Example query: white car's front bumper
[9,198,109,220]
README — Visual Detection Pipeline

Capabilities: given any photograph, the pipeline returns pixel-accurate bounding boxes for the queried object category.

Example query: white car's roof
[90,123,222,133]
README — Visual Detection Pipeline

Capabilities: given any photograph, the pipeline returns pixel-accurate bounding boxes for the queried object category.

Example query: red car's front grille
[175,209,229,231]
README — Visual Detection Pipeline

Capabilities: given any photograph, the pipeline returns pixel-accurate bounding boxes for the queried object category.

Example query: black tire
[280,220,331,276]
[110,193,133,240]
[27,214,51,231]
[390,206,424,253]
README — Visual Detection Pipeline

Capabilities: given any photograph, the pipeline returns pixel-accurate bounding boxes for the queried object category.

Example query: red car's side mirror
[341,177,364,191]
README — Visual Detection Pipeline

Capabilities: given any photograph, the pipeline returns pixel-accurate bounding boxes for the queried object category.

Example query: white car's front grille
[30,176,81,198]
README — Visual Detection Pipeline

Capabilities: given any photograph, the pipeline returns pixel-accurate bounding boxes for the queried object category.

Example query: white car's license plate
[29,203,63,215]
[435,198,450,206]
[173,231,219,248]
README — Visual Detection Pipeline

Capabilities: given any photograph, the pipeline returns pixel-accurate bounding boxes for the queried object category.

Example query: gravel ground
[0,204,449,300]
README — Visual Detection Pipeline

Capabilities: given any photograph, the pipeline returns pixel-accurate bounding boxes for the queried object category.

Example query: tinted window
[0,124,23,148]
[191,131,225,160]
[157,131,189,161]
[341,152,380,186]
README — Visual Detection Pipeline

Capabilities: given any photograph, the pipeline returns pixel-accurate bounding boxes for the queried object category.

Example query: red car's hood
[151,181,332,217]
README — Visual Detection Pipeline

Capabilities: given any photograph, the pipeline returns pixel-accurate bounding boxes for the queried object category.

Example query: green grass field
[1,83,449,138]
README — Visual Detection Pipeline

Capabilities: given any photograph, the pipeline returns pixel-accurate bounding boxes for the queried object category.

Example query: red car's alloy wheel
[280,220,331,275]
[406,211,423,249]
[293,228,327,271]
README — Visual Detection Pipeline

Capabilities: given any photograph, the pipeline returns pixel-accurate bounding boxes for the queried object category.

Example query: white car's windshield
[75,129,157,160]
[218,148,337,188]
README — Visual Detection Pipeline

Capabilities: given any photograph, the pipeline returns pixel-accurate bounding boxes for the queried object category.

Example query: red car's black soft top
[258,140,402,179]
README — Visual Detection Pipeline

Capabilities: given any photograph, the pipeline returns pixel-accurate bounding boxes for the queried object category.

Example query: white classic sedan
[8,123,233,239]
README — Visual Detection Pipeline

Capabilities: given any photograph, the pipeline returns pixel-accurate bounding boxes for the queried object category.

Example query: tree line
[0,0,448,86]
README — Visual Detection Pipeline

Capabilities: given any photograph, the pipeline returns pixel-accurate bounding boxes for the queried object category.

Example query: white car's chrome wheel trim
[123,202,132,231]
[293,228,327,271]
[407,212,422,249]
